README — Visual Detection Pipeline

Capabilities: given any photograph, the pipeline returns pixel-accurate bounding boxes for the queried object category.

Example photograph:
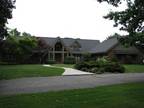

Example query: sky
[8,0,127,41]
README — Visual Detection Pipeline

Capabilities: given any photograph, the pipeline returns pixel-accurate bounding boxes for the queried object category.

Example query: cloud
[8,0,127,41]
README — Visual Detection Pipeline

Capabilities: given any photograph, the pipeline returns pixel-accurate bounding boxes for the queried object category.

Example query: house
[90,37,143,64]
[32,37,143,64]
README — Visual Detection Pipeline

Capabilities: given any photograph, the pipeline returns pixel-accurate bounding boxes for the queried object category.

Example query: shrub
[74,61,88,70]
[82,53,92,61]
[91,67,99,73]
[81,67,89,72]
[74,56,125,73]
[95,57,109,67]
[97,68,105,74]
[104,62,125,73]
[64,56,75,64]
[47,60,56,64]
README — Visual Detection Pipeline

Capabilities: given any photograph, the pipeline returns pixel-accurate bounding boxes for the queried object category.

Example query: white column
[62,46,64,63]
[48,51,50,60]
[53,47,55,60]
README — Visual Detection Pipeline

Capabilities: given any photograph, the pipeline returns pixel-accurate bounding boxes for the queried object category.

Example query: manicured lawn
[124,64,144,73]
[52,64,74,68]
[0,65,64,80]
[0,83,144,108]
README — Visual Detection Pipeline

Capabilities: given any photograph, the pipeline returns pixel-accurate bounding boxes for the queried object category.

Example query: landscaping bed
[75,57,125,73]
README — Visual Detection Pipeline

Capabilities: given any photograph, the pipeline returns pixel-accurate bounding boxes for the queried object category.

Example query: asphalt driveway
[0,73,144,95]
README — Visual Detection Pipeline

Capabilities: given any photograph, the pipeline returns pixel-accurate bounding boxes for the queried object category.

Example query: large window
[55,42,62,51]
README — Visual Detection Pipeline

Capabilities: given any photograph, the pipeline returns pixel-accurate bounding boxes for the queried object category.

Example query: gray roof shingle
[38,37,140,54]
[38,37,100,53]
[90,37,118,53]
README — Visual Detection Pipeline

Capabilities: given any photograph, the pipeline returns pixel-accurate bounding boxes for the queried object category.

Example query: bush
[82,53,92,61]
[104,62,125,73]
[91,67,99,73]
[81,67,89,72]
[74,61,88,70]
[47,60,56,64]
[74,56,125,73]
[64,56,75,64]
[97,68,105,74]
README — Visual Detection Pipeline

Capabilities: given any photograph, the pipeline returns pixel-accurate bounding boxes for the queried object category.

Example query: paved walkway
[62,68,94,75]
[0,73,144,95]
[43,64,94,75]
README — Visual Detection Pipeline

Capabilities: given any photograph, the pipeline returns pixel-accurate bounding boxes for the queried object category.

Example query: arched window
[55,42,62,51]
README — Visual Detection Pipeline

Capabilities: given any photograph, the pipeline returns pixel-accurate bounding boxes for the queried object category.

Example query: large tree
[97,0,144,47]
[0,0,15,40]
[1,28,38,63]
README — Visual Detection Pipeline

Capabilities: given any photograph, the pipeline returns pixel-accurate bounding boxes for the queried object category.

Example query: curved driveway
[0,73,144,95]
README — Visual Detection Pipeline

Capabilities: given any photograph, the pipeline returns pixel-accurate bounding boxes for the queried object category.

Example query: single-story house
[32,37,143,64]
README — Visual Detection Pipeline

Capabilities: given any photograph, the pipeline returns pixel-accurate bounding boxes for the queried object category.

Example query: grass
[52,64,144,73]
[0,65,64,80]
[0,83,144,108]
[124,64,144,73]
[52,64,74,68]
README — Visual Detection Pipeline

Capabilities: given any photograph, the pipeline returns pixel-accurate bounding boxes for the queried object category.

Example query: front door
[55,53,62,63]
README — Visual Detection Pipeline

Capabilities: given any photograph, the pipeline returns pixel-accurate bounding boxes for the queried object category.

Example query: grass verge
[0,83,144,108]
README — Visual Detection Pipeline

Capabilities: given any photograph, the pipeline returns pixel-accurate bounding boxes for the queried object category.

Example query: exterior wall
[107,44,143,64]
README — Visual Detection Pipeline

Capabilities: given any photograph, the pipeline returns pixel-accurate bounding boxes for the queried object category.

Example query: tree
[97,0,144,46]
[107,33,121,40]
[8,28,21,37]
[0,0,15,40]
[1,28,38,63]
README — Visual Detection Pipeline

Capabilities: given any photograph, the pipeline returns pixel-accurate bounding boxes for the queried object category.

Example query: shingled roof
[90,37,118,53]
[38,37,100,52]
[90,37,140,54]
[38,37,141,54]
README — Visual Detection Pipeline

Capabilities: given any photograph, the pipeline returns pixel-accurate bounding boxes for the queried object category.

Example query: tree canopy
[0,0,15,40]
[97,0,144,47]
[0,28,38,63]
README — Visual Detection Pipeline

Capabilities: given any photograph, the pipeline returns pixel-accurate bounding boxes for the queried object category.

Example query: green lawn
[52,64,144,73]
[52,64,74,68]
[124,64,144,73]
[0,83,144,108]
[0,65,64,80]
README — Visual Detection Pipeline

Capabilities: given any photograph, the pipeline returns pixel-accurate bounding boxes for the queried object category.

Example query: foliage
[97,0,144,46]
[118,33,144,49]
[0,65,64,80]
[0,28,38,63]
[64,56,75,64]
[47,60,56,64]
[107,33,120,40]
[75,56,125,73]
[82,52,92,61]
[0,0,15,40]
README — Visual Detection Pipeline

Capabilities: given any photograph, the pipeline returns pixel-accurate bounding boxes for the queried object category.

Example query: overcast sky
[8,0,127,41]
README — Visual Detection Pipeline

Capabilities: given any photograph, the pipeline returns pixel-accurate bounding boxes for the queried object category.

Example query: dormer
[70,40,81,51]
